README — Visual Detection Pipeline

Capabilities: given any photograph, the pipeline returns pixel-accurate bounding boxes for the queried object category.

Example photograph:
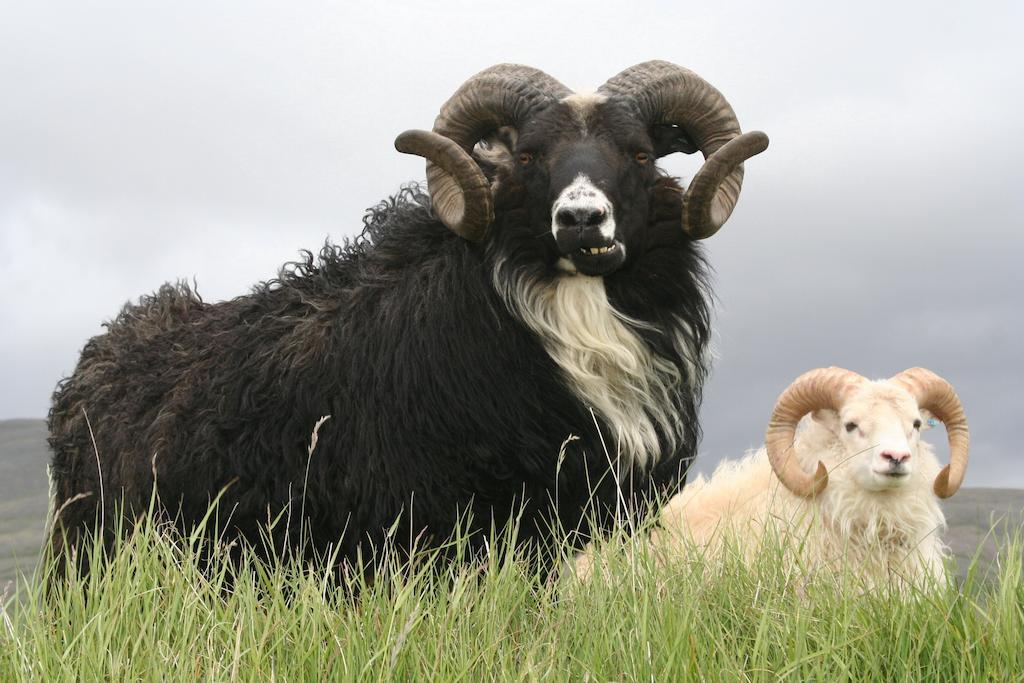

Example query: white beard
[494,264,701,468]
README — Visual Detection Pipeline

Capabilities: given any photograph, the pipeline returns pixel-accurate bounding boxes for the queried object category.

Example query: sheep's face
[816,383,927,492]
[480,94,688,278]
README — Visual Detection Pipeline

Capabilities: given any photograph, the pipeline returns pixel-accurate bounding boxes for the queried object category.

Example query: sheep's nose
[881,450,911,464]
[555,206,608,230]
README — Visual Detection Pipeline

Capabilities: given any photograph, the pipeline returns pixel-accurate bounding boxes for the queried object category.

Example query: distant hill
[941,487,1024,580]
[0,419,51,585]
[2,419,1022,586]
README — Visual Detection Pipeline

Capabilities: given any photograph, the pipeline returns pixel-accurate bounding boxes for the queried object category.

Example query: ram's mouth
[871,469,911,489]
[873,466,910,478]
[567,240,625,276]
[579,244,618,256]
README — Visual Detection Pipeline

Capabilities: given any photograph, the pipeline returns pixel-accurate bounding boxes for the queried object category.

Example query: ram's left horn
[680,131,769,238]
[598,60,768,239]
[891,368,970,499]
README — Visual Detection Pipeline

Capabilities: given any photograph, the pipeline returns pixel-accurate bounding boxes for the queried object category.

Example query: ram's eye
[844,422,858,433]
[518,152,534,166]
[635,151,651,165]
[913,419,922,430]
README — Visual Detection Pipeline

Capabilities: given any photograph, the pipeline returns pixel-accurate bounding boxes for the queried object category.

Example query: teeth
[580,245,616,255]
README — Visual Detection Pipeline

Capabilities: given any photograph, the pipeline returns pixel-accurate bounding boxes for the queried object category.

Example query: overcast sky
[2,1,1021,487]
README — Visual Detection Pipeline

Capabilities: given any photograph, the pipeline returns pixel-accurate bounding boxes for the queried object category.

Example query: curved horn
[598,60,768,239]
[395,130,493,241]
[765,367,866,498]
[891,368,970,499]
[396,64,571,241]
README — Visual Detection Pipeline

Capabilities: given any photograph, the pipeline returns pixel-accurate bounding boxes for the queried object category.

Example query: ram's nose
[554,206,609,231]
[881,450,911,465]
[550,173,616,246]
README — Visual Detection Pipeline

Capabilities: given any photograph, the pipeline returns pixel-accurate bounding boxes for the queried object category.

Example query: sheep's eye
[635,151,651,165]
[518,152,534,166]
[913,419,922,430]
[844,422,858,433]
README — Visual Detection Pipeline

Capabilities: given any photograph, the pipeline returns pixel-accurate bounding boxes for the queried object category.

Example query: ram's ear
[811,409,840,433]
[651,124,699,157]
[919,408,937,430]
[472,126,518,186]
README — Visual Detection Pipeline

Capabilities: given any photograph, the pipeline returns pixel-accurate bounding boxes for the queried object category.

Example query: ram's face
[823,386,928,491]
[397,62,768,273]
[767,367,967,500]
[511,95,666,277]
[477,94,691,278]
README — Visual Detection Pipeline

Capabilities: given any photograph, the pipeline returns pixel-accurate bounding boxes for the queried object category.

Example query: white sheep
[576,366,970,588]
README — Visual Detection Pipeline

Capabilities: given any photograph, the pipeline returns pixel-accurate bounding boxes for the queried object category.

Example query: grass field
[4,418,1023,585]
[2,419,1023,680]
[1,511,1022,681]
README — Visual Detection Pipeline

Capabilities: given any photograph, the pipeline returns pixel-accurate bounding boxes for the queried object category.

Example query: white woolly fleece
[656,415,948,587]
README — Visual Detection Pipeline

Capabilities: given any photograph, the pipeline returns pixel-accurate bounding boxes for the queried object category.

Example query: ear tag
[927,418,939,428]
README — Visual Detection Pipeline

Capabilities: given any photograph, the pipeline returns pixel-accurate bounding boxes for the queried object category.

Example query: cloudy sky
[2,1,1021,486]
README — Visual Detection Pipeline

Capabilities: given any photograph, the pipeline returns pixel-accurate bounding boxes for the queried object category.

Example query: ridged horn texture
[396,64,571,241]
[394,130,493,240]
[891,368,970,499]
[598,60,769,239]
[765,367,867,498]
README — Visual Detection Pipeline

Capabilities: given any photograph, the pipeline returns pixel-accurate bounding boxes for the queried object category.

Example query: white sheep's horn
[765,367,866,498]
[891,367,970,499]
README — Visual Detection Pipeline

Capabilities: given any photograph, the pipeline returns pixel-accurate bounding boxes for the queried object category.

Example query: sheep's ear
[919,408,937,430]
[651,124,699,157]
[472,126,518,186]
[811,409,840,432]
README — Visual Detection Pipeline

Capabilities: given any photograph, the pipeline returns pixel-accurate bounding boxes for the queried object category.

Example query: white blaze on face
[837,385,925,491]
[550,173,616,242]
[560,90,608,132]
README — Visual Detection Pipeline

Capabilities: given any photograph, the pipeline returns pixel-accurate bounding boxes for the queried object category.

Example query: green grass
[2,510,1022,682]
